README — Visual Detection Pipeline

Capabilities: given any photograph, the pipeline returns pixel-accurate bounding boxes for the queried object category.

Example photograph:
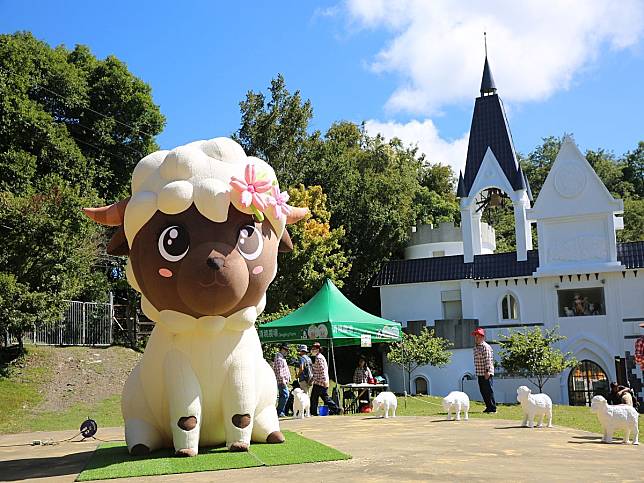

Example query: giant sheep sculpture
[591,395,639,445]
[84,138,307,456]
[516,386,553,428]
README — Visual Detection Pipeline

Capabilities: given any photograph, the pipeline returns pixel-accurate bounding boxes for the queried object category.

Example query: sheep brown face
[130,204,280,318]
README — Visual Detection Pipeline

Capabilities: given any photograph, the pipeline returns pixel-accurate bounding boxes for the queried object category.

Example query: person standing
[296,344,313,395]
[273,343,291,417]
[309,342,340,416]
[472,327,496,413]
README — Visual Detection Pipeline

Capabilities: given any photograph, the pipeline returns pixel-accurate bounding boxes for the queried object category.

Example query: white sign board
[360,334,372,348]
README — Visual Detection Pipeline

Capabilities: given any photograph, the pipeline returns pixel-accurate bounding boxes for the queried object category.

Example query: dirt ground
[1,416,642,483]
[26,346,141,412]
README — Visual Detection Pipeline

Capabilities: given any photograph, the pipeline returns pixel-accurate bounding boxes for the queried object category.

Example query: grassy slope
[0,346,123,434]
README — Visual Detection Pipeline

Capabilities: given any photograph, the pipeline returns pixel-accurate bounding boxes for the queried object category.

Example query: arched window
[500,293,519,320]
[568,360,609,406]
[415,377,428,395]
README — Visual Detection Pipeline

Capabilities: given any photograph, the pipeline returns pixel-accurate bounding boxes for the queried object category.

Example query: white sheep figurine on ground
[372,391,397,418]
[442,391,469,421]
[516,385,553,428]
[591,395,639,445]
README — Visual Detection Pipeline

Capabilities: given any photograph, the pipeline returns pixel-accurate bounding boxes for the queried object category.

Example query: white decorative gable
[527,135,624,276]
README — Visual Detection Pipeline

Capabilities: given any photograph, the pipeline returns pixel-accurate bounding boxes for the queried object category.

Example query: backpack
[300,355,314,384]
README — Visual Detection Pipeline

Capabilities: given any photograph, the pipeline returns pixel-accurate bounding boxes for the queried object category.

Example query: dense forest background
[0,33,642,341]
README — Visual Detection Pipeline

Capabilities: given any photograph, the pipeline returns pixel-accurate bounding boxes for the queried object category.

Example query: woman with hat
[472,327,496,413]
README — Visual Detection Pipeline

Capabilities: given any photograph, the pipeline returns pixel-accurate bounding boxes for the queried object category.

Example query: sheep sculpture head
[590,395,607,413]
[516,385,532,402]
[82,137,308,455]
[84,137,307,323]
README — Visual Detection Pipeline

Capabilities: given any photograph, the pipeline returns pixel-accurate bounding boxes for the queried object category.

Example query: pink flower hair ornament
[230,163,272,221]
[267,186,292,222]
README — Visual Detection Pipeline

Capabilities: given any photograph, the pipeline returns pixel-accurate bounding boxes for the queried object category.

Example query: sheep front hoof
[229,442,249,452]
[266,431,285,444]
[175,448,197,457]
[130,444,150,456]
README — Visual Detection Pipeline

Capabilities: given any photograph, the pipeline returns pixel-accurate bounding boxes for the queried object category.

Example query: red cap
[311,342,321,349]
[471,327,485,337]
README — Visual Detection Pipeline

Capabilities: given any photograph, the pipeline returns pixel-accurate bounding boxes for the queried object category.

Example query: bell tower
[457,45,533,263]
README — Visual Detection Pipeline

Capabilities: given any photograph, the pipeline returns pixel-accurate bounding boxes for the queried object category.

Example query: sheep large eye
[158,225,189,262]
[237,225,263,261]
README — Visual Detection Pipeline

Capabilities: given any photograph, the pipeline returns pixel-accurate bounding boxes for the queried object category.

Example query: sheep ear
[286,207,308,225]
[107,226,129,256]
[83,198,129,226]
[279,229,293,253]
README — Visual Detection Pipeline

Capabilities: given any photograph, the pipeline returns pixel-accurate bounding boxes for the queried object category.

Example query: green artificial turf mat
[76,431,350,481]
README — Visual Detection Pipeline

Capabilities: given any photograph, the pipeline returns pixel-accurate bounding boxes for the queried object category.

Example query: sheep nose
[207,256,225,271]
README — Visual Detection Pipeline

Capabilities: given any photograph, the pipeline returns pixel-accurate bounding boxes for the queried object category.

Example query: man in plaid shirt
[472,327,496,413]
[273,343,291,417]
[309,342,340,416]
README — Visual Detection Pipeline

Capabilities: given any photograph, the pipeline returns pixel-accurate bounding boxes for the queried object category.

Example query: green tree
[265,184,350,313]
[308,124,426,298]
[498,326,577,393]
[0,273,56,351]
[234,74,315,188]
[0,32,165,201]
[416,163,460,226]
[386,328,452,394]
[623,141,644,199]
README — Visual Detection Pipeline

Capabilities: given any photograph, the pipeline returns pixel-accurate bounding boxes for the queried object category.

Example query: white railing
[23,299,114,346]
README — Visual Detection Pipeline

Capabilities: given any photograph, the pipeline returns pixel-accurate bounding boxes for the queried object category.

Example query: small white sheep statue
[591,395,639,445]
[292,388,310,419]
[372,391,397,418]
[516,385,553,428]
[442,391,470,421]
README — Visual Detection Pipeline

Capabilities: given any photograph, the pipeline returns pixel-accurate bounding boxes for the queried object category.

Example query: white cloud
[365,119,469,174]
[345,0,644,114]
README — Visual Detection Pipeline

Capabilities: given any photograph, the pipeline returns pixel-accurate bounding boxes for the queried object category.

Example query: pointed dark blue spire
[457,171,466,198]
[480,56,497,96]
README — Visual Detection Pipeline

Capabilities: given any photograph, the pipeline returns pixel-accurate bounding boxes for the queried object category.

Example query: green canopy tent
[259,279,402,385]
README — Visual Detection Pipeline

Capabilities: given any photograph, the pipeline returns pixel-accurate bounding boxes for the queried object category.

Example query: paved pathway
[1,416,642,482]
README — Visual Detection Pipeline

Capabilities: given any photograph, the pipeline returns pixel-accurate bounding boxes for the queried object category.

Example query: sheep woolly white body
[591,395,639,445]
[516,386,553,428]
[121,138,284,454]
[372,391,397,418]
[442,391,470,421]
[292,388,311,419]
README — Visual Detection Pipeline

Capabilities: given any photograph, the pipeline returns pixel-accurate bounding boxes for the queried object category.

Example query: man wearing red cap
[635,323,644,372]
[472,327,496,413]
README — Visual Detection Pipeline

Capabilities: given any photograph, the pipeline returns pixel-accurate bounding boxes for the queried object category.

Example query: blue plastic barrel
[318,405,329,416]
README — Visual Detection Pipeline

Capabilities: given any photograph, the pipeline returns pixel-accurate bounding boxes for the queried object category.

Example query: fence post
[82,302,86,345]
[109,292,114,345]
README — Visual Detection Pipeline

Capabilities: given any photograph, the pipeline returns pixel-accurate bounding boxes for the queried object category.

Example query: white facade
[377,138,644,405]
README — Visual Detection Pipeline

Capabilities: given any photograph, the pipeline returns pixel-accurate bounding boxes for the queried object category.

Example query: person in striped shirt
[309,342,340,416]
[472,327,496,413]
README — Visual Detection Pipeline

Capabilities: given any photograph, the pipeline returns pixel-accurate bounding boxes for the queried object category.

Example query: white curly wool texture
[123,137,286,246]
[442,391,470,421]
[517,385,553,428]
[591,395,639,444]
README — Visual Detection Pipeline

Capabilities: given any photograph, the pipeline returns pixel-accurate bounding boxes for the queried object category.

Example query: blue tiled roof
[373,241,644,286]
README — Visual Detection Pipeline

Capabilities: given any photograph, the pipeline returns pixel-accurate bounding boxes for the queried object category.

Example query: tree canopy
[387,329,452,394]
[497,326,577,393]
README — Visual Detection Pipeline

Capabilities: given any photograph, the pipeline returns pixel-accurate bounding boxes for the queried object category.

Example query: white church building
[375,55,644,406]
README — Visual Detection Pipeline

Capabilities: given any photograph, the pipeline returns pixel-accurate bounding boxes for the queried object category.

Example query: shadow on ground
[0,450,95,481]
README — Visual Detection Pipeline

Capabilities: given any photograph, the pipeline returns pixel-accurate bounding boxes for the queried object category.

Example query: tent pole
[330,338,338,384]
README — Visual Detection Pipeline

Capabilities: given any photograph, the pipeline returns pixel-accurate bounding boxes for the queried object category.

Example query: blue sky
[1,0,643,174]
